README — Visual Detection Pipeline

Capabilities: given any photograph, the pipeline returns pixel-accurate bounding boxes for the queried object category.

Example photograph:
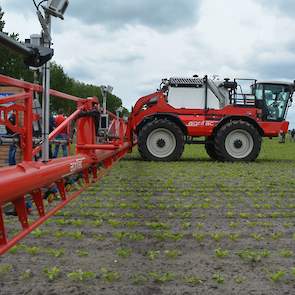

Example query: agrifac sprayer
[130,76,294,162]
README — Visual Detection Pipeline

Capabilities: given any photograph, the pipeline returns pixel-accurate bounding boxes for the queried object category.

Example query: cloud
[1,0,201,31]
[258,0,295,16]
[68,0,200,31]
[1,0,295,127]
[1,0,35,16]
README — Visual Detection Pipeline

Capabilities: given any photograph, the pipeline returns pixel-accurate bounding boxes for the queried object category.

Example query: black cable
[37,0,48,9]
[32,0,39,10]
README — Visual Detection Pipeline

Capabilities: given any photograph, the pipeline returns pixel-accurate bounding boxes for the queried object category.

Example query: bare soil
[0,140,295,295]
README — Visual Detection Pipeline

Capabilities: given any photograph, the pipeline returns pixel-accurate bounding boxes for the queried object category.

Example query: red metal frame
[0,74,134,255]
[129,90,289,138]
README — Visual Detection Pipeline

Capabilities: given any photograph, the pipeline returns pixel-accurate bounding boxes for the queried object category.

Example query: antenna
[36,0,69,162]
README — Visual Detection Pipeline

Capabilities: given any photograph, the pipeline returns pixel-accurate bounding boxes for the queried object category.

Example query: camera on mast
[42,0,69,19]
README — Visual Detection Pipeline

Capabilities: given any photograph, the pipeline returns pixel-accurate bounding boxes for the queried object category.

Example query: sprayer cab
[253,81,294,122]
[161,76,294,123]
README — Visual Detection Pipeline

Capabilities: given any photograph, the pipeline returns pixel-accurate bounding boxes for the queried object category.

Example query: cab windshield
[255,84,291,121]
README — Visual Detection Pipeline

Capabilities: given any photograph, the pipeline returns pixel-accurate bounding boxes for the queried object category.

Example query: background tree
[0,7,5,31]
[0,7,128,115]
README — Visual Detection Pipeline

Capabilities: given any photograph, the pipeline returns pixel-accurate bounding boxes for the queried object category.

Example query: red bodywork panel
[129,91,289,138]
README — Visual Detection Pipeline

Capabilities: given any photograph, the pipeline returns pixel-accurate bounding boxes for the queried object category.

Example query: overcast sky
[1,0,295,127]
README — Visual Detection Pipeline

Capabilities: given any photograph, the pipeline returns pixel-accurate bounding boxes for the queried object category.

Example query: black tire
[205,137,220,161]
[138,119,184,161]
[214,120,262,162]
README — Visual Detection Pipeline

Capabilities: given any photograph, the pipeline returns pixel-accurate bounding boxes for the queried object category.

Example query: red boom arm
[0,75,134,255]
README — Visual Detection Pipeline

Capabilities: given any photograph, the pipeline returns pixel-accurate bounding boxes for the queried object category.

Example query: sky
[1,0,295,127]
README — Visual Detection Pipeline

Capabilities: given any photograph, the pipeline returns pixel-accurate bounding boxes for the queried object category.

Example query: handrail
[0,74,84,102]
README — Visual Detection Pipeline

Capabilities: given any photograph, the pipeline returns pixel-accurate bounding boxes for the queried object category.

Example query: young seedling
[125,221,139,228]
[147,250,160,261]
[25,246,41,256]
[228,233,240,241]
[145,222,169,230]
[192,233,205,242]
[46,248,65,258]
[250,233,264,241]
[271,232,283,240]
[164,249,182,259]
[234,276,245,284]
[67,269,96,282]
[54,231,66,239]
[239,212,251,219]
[70,219,83,227]
[211,232,224,242]
[181,221,191,229]
[212,273,225,284]
[131,274,148,285]
[31,229,48,238]
[283,222,293,229]
[154,231,183,241]
[269,270,286,283]
[108,219,123,228]
[215,248,229,258]
[100,268,121,283]
[55,219,67,226]
[148,272,175,284]
[69,231,84,240]
[21,269,33,280]
[229,222,239,228]
[279,250,293,258]
[183,275,203,286]
[43,267,61,281]
[116,247,132,258]
[76,249,89,257]
[0,264,13,276]
[237,249,270,263]
[128,232,145,241]
[121,212,135,219]
[93,234,106,241]
[226,211,235,218]
[92,219,103,227]
[9,244,25,254]
[196,223,204,229]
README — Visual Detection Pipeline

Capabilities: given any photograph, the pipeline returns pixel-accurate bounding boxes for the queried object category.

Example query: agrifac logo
[70,157,86,173]
[187,121,215,127]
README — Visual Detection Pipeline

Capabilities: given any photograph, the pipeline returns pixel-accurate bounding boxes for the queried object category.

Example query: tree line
[0,7,128,115]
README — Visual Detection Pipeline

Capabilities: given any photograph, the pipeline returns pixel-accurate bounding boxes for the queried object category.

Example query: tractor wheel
[214,120,261,162]
[205,138,220,161]
[138,119,184,161]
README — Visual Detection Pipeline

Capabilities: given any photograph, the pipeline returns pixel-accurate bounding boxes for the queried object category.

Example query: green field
[0,139,295,295]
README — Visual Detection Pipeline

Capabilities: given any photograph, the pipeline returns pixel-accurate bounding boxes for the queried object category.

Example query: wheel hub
[234,139,243,149]
[146,128,177,158]
[157,139,166,148]
[225,129,254,159]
